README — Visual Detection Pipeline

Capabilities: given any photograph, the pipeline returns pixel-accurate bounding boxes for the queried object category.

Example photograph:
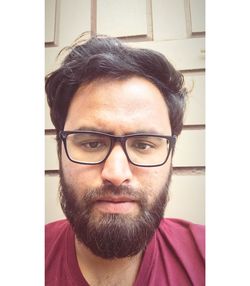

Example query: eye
[71,135,109,152]
[133,141,154,150]
[127,136,167,154]
[79,140,106,150]
[129,140,156,154]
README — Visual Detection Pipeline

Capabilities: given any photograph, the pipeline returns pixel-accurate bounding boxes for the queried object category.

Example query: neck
[75,237,143,286]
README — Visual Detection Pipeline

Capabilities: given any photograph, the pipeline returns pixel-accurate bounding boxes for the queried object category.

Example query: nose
[101,143,133,187]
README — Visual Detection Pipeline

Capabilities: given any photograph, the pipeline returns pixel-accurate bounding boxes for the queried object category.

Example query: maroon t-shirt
[45,218,205,285]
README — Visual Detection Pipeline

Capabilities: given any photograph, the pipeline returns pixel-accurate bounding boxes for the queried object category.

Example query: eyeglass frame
[59,130,177,167]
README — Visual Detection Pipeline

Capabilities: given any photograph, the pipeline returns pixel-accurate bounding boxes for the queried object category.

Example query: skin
[61,76,173,286]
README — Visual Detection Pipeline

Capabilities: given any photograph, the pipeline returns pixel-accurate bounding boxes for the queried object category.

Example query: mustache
[77,184,146,208]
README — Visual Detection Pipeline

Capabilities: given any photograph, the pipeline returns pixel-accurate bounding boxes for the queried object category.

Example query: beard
[59,168,172,259]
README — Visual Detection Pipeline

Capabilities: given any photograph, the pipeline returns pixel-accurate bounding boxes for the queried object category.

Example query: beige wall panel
[152,0,187,40]
[165,174,205,224]
[184,73,205,125]
[45,46,63,75]
[190,0,205,33]
[45,0,91,74]
[97,0,147,37]
[45,174,204,224]
[45,135,58,170]
[128,38,205,70]
[45,99,53,130]
[173,129,205,167]
[58,0,91,47]
[45,175,64,224]
[45,0,57,43]
[45,129,204,171]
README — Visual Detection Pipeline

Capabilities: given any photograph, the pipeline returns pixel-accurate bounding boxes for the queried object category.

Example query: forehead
[64,76,171,135]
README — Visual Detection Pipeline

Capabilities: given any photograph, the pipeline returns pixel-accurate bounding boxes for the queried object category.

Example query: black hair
[45,35,187,155]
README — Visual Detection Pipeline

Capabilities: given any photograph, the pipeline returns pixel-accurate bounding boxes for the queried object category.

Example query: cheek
[136,163,171,203]
[142,160,171,184]
[61,150,76,180]
[61,151,103,190]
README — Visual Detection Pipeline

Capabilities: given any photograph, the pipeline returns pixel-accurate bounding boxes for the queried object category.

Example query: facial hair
[59,169,172,259]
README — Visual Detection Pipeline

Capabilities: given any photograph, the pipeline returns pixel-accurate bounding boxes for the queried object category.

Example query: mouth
[97,196,137,203]
[94,196,139,214]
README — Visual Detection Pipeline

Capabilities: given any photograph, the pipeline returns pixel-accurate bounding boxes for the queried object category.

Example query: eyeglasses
[59,130,176,167]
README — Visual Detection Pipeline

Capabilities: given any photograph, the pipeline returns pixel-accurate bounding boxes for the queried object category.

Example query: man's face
[60,76,173,258]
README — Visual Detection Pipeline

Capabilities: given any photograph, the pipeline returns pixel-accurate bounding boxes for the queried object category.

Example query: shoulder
[45,219,70,239]
[158,218,205,259]
[159,217,205,235]
[159,218,205,237]
[45,220,79,285]
[135,219,205,285]
[45,219,70,234]
[45,219,71,253]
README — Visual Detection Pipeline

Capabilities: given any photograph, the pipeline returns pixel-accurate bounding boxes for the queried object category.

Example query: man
[45,36,205,286]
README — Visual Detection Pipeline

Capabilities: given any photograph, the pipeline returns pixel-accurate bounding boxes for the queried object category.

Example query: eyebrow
[74,126,115,135]
[72,126,164,136]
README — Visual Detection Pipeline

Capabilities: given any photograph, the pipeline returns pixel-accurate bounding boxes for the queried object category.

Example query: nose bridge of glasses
[109,135,128,155]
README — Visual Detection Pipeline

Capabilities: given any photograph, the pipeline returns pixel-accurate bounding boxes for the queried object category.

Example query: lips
[96,196,137,203]
[94,196,139,214]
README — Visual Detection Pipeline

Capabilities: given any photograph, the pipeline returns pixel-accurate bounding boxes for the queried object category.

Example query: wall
[45,0,205,224]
